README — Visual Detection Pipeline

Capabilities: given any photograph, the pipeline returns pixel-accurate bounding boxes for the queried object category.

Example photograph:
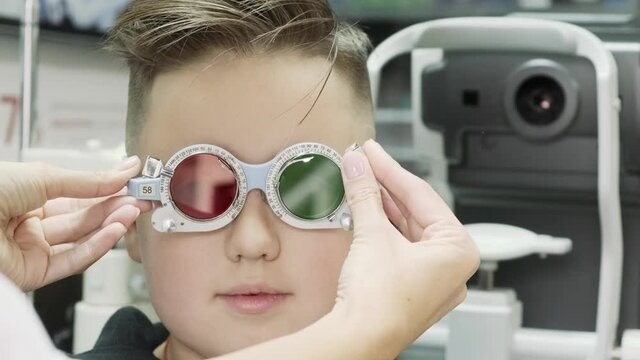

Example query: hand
[0,158,151,292]
[335,140,480,357]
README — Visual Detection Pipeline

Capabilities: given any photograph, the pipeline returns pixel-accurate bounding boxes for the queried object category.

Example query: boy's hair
[106,0,373,154]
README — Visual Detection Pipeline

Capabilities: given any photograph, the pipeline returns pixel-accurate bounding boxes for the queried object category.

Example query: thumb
[341,144,388,234]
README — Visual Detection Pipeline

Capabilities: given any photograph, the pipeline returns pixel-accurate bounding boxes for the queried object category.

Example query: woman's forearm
[214,308,399,360]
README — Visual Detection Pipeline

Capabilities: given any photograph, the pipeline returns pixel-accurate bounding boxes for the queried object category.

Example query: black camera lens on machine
[515,76,566,126]
[504,60,578,141]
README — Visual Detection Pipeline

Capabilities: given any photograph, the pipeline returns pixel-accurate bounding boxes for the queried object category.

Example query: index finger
[340,145,389,234]
[362,140,456,228]
[2,157,141,218]
[36,187,129,219]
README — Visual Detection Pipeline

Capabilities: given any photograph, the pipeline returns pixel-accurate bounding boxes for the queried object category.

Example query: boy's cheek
[136,213,176,256]
[291,230,352,286]
[141,234,216,310]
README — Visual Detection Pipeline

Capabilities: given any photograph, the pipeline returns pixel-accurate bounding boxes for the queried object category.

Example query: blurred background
[0,0,637,160]
[0,0,638,355]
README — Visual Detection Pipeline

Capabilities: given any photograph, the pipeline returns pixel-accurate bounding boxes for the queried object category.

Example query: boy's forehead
[140,52,362,163]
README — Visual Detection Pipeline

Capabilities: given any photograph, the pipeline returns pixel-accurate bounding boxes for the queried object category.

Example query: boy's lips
[217,285,291,315]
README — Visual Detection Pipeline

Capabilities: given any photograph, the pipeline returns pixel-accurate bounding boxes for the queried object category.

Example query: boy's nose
[224,190,281,262]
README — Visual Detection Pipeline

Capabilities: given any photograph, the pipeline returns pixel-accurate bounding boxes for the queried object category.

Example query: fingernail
[365,139,379,149]
[115,156,140,171]
[343,151,365,180]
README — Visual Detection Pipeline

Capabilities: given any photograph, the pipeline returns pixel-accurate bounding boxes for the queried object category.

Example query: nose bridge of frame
[240,160,274,193]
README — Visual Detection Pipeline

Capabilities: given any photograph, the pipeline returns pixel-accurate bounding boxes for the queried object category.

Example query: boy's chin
[201,326,300,356]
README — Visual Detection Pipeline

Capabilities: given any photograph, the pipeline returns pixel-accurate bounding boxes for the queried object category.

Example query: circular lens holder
[266,143,347,225]
[504,59,579,141]
[155,144,247,232]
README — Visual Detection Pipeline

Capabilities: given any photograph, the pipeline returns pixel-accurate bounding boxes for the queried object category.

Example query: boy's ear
[125,223,142,263]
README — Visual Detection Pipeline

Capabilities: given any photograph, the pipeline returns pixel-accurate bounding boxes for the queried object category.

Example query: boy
[0,1,476,356]
[78,0,376,358]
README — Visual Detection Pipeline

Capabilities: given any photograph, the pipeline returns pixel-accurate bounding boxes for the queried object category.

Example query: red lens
[169,154,238,220]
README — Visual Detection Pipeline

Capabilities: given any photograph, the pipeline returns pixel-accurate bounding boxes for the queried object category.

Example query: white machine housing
[368,17,622,360]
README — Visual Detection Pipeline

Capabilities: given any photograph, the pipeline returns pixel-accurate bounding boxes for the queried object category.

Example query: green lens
[278,154,344,220]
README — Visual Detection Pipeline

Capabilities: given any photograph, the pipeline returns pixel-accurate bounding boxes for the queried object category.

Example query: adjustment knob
[340,213,353,231]
[162,219,177,233]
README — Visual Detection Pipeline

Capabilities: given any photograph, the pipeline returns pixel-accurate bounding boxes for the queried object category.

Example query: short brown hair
[106,0,373,154]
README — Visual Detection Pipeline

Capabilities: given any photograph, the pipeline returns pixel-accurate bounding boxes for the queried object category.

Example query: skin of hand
[332,140,480,357]
[215,140,480,360]
[0,157,152,292]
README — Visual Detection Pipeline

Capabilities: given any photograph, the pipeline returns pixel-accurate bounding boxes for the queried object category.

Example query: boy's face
[128,51,371,357]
